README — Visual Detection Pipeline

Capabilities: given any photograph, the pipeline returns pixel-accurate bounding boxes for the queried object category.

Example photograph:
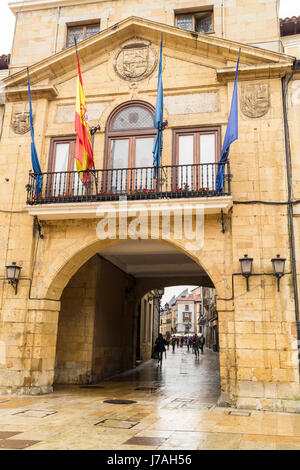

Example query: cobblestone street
[0,348,300,450]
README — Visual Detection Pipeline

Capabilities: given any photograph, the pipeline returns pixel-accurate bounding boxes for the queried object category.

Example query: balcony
[25,162,232,220]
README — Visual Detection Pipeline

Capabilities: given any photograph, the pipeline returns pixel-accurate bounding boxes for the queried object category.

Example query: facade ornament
[240,83,270,118]
[114,38,157,82]
[11,111,31,135]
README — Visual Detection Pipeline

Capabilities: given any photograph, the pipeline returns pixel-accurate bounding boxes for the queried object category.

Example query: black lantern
[271,254,286,292]
[239,254,253,291]
[6,262,22,294]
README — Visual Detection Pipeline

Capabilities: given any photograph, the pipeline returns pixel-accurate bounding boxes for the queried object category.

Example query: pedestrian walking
[186,337,190,352]
[155,333,166,366]
[193,334,200,359]
[180,336,184,348]
[176,337,179,348]
[199,334,205,354]
[171,336,176,353]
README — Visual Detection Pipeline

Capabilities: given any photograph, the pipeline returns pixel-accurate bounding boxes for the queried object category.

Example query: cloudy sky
[1,1,300,53]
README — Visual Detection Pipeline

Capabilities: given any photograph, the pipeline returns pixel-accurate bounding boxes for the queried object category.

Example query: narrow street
[0,348,300,450]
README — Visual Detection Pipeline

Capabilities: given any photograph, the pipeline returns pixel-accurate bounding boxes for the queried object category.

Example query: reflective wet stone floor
[1,348,300,450]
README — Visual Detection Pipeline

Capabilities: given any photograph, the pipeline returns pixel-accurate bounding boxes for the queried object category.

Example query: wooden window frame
[66,22,100,47]
[172,126,221,166]
[104,101,156,170]
[175,10,214,34]
[48,135,76,173]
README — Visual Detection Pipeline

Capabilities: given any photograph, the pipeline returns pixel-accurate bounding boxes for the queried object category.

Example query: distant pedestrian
[199,334,205,355]
[176,337,179,348]
[171,336,176,353]
[180,336,184,348]
[186,337,190,352]
[193,334,200,359]
[155,333,166,366]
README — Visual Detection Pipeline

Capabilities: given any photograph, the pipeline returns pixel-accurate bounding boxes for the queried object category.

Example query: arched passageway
[53,240,220,401]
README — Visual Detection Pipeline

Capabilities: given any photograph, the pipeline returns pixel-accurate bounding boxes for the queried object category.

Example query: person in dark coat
[155,333,166,365]
[171,336,176,352]
[199,334,205,354]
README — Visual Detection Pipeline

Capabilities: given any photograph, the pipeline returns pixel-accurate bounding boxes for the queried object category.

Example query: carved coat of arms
[114,39,157,81]
[11,112,31,134]
[241,83,270,118]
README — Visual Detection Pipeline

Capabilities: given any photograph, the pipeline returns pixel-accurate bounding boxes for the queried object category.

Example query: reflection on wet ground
[0,348,300,450]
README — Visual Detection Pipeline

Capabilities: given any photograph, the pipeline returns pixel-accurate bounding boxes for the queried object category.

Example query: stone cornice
[216,62,293,83]
[3,16,294,90]
[25,196,233,220]
[9,0,101,14]
[5,84,58,102]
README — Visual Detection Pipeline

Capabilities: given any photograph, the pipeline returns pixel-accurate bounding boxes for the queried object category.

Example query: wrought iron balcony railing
[26,162,231,205]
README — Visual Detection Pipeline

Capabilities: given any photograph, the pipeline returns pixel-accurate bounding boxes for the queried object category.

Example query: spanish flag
[75,45,94,180]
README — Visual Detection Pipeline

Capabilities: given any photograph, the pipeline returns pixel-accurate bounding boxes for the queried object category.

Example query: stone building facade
[0,0,300,412]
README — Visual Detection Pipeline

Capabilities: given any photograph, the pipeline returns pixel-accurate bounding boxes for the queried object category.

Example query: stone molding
[25,196,233,220]
[5,85,58,102]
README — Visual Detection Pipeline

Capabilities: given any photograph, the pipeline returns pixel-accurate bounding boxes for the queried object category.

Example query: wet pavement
[0,347,300,449]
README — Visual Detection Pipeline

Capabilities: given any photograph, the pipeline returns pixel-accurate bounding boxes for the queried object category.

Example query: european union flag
[153,35,164,179]
[27,68,43,197]
[216,49,240,192]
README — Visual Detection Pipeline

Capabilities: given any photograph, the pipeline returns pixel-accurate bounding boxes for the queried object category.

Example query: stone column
[21,299,60,395]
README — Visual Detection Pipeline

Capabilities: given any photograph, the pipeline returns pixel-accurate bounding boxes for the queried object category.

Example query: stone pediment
[3,16,294,97]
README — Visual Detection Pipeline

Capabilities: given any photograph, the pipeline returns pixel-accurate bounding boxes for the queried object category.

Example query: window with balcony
[67,22,100,47]
[175,9,213,34]
[47,136,84,197]
[105,101,156,193]
[183,312,192,323]
[173,127,221,191]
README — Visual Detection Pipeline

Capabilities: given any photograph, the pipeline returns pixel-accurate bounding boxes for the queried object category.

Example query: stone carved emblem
[114,38,157,82]
[241,83,270,118]
[11,112,31,134]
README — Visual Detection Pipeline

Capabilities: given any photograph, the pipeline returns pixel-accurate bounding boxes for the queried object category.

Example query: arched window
[105,101,156,192]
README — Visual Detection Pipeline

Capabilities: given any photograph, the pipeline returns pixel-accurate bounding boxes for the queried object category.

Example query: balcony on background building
[25,162,232,220]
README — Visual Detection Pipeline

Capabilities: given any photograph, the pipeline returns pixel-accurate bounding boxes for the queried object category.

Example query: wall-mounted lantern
[239,254,253,291]
[5,262,22,295]
[271,254,286,292]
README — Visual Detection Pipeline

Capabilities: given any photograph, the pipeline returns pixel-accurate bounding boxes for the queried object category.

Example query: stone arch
[35,236,223,302]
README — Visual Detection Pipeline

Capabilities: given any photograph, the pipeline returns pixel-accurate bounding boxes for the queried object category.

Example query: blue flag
[216,49,240,192]
[27,68,43,197]
[153,36,163,179]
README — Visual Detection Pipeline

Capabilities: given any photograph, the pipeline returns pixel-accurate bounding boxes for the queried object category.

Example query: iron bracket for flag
[157,120,168,187]
[220,210,225,234]
[161,120,168,131]
[34,216,44,239]
[90,125,101,136]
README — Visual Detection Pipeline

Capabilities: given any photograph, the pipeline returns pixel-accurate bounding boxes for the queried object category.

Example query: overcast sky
[1,1,300,53]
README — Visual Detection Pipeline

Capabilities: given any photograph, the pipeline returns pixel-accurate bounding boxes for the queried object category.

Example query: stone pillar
[216,299,237,406]
[0,298,60,395]
[22,299,60,395]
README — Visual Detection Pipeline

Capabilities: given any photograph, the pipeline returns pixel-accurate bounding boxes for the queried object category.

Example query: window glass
[178,135,194,189]
[54,143,70,172]
[177,15,194,31]
[196,13,213,33]
[53,143,70,196]
[176,11,213,33]
[200,134,215,189]
[178,135,194,166]
[67,23,100,47]
[86,24,100,39]
[110,139,130,192]
[111,106,154,131]
[67,27,84,47]
[135,137,155,190]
